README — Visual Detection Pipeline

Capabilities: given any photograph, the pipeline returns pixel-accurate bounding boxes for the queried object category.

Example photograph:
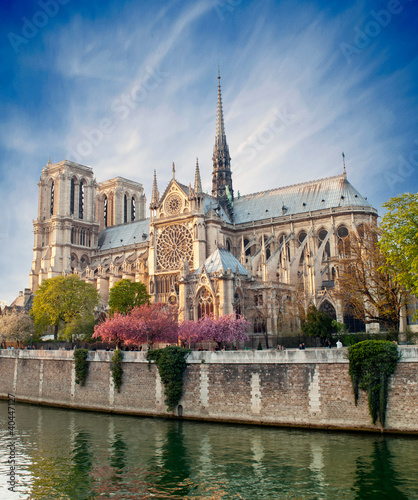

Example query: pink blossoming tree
[179,314,251,349]
[93,303,179,348]
[178,319,201,347]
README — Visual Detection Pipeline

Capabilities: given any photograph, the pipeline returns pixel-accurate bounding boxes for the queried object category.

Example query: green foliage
[61,315,96,341]
[347,340,400,426]
[342,334,363,347]
[73,349,90,386]
[146,346,190,412]
[111,349,123,392]
[108,279,150,316]
[379,193,418,298]
[331,320,347,335]
[31,275,100,339]
[301,306,333,343]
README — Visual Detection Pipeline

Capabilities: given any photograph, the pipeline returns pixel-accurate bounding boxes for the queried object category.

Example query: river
[1,400,417,499]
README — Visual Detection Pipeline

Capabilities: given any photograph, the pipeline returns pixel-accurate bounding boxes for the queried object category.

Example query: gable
[158,180,190,218]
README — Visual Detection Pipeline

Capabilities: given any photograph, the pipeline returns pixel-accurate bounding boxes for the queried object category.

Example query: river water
[1,400,417,499]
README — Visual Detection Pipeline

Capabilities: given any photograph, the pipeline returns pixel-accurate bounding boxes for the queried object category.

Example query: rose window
[156,224,193,270]
[165,193,182,215]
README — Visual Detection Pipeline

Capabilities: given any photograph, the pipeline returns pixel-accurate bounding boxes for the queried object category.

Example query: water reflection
[0,401,417,499]
[110,434,127,473]
[353,439,409,500]
[149,422,191,498]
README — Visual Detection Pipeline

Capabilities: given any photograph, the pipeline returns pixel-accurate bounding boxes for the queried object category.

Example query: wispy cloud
[0,0,417,302]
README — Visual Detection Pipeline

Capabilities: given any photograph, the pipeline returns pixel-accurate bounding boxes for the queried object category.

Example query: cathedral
[29,75,378,335]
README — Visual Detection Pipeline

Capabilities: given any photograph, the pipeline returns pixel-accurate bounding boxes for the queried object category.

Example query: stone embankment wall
[1,347,417,434]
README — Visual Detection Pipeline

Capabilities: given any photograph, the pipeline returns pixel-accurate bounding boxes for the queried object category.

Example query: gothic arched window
[197,288,214,320]
[50,181,54,216]
[253,313,266,333]
[298,230,307,245]
[78,181,85,219]
[70,178,75,215]
[104,196,108,228]
[124,194,128,223]
[131,197,136,221]
[319,300,337,321]
[234,292,241,317]
[337,225,350,257]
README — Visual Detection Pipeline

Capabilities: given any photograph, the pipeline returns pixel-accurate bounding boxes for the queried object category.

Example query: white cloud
[0,0,417,302]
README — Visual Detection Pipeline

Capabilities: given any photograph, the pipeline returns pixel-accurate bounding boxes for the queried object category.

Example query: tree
[379,193,418,297]
[92,312,142,347]
[195,314,251,349]
[108,279,150,316]
[0,310,34,346]
[178,320,201,347]
[131,303,178,347]
[30,275,100,339]
[301,306,333,344]
[93,303,178,348]
[336,225,406,334]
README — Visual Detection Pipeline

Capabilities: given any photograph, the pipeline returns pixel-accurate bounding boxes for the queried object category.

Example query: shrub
[347,340,400,426]
[146,346,190,412]
[111,349,123,392]
[73,349,90,386]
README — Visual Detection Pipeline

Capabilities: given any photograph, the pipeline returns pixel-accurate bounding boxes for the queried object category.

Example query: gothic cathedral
[29,75,377,335]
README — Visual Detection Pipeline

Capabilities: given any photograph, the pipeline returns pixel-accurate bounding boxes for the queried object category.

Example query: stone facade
[28,76,381,334]
[1,347,417,434]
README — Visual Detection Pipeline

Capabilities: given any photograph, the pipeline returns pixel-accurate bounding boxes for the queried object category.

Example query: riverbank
[1,347,417,434]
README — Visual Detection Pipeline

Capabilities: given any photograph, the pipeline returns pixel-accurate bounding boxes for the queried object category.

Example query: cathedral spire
[212,69,234,218]
[342,152,347,179]
[216,67,227,151]
[150,170,159,209]
[194,157,202,194]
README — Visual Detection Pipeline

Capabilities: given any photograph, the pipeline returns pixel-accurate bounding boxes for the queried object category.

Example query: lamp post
[30,334,33,349]
[146,327,149,351]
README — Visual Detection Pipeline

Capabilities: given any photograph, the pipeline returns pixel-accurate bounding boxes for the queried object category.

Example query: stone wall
[1,347,417,434]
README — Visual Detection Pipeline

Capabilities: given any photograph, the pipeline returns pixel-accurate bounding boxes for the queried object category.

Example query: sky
[0,0,417,304]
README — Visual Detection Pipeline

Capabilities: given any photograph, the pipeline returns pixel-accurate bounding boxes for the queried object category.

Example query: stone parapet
[1,347,417,434]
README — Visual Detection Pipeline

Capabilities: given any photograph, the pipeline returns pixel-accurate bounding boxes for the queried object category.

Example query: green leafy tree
[108,279,150,316]
[301,305,333,344]
[0,310,34,346]
[379,193,418,297]
[30,275,100,339]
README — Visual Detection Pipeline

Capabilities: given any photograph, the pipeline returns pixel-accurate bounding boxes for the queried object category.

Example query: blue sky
[0,0,417,304]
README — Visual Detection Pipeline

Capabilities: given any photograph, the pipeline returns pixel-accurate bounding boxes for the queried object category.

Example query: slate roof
[233,174,374,224]
[203,194,231,221]
[194,247,248,275]
[97,219,150,251]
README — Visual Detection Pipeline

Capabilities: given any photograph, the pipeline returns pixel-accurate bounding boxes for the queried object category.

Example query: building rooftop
[97,219,150,251]
[233,174,374,224]
[195,247,248,276]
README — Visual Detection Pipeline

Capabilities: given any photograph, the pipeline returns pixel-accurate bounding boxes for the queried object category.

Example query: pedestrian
[336,339,343,349]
